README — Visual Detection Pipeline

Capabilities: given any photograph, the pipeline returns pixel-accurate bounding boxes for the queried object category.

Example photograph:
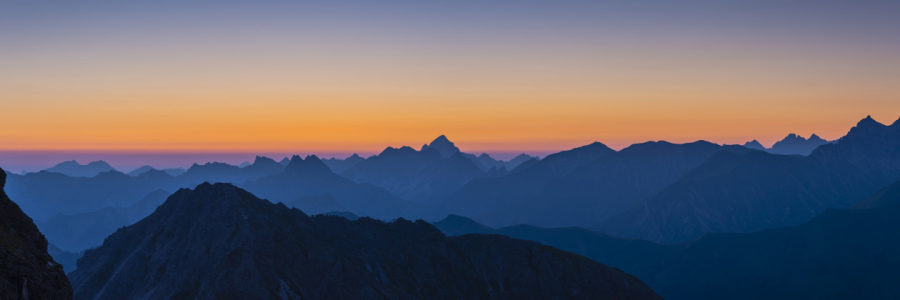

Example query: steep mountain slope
[341,139,489,204]
[0,168,73,299]
[244,155,420,220]
[44,160,115,178]
[69,183,660,300]
[436,142,617,223]
[602,116,900,243]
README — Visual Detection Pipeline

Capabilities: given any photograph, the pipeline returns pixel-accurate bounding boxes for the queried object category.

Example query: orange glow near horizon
[2,2,898,156]
[2,86,898,155]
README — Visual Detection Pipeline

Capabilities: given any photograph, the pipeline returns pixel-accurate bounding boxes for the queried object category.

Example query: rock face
[69,183,660,300]
[0,168,73,299]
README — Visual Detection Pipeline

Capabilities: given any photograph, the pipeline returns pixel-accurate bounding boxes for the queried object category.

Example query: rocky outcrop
[0,168,73,299]
[70,183,660,300]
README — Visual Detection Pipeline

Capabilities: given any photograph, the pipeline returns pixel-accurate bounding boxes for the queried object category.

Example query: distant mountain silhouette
[437,182,900,300]
[741,140,766,151]
[178,157,285,187]
[161,168,186,176]
[44,160,115,178]
[341,139,492,204]
[321,154,365,173]
[0,168,72,299]
[69,183,660,300]
[435,141,616,223]
[487,141,750,228]
[5,170,180,221]
[420,135,461,158]
[438,141,747,228]
[244,155,421,220]
[36,190,170,252]
[601,116,900,243]
[125,165,155,177]
[240,156,285,179]
[768,133,829,155]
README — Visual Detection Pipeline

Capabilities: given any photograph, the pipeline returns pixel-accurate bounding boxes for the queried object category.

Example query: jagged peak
[857,115,885,127]
[422,135,461,158]
[252,156,278,165]
[777,133,807,143]
[431,134,451,144]
[286,155,332,173]
[808,134,826,142]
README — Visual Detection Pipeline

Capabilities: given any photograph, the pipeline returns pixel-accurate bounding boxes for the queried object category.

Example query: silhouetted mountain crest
[70,183,660,299]
[742,140,766,151]
[45,160,115,178]
[126,165,156,177]
[251,155,278,166]
[769,133,829,156]
[421,135,462,158]
[285,155,332,174]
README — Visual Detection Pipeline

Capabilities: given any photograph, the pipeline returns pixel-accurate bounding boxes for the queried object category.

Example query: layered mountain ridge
[69,182,660,300]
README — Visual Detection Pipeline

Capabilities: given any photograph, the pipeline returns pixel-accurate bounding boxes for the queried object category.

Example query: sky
[1,0,899,171]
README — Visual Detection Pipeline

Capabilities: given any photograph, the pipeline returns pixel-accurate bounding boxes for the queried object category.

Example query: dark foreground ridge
[69,182,660,300]
[0,167,73,299]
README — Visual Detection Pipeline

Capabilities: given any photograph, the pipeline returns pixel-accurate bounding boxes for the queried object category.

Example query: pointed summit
[857,115,884,127]
[421,135,461,158]
[808,134,826,143]
[742,140,766,151]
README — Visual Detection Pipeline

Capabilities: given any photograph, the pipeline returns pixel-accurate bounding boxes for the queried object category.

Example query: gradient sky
[1,0,899,171]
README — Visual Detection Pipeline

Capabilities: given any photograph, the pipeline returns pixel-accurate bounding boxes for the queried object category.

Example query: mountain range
[601,116,900,243]
[44,160,115,178]
[339,136,530,204]
[742,133,830,156]
[69,182,661,299]
[436,178,900,299]
[7,116,900,268]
